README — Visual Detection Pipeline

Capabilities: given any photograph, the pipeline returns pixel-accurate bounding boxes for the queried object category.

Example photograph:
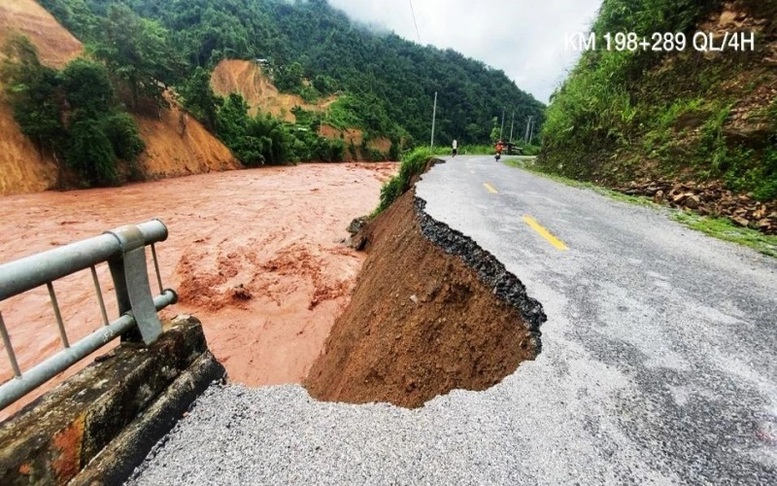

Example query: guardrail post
[105,225,164,345]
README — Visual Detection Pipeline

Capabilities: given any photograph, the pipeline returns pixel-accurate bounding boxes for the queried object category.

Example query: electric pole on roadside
[509,111,515,143]
[430,91,437,149]
[499,108,505,140]
[529,118,536,145]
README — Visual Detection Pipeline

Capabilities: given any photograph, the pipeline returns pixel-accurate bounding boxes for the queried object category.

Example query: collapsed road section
[305,188,545,408]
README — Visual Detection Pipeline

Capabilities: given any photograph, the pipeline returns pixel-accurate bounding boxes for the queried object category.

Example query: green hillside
[539,0,777,204]
[38,0,544,148]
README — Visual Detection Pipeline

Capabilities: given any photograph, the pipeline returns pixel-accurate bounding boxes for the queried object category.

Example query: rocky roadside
[618,179,777,234]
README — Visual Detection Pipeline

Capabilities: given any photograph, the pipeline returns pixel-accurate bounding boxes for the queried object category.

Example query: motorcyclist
[495,140,504,160]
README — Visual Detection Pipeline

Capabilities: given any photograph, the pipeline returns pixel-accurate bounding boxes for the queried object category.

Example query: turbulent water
[0,163,396,419]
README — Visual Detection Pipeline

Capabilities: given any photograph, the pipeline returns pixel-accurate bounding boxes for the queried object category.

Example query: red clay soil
[210,59,337,122]
[0,162,397,420]
[304,190,538,409]
[0,0,83,70]
[132,100,242,180]
[318,124,392,162]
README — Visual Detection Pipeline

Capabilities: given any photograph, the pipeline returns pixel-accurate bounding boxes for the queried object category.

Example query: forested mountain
[37,0,544,147]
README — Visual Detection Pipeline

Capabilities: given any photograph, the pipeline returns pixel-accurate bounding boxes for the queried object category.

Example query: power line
[408,0,422,44]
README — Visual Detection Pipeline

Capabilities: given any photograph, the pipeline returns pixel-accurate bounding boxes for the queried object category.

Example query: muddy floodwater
[0,163,396,418]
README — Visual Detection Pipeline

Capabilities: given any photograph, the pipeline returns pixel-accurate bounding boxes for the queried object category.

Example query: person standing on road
[451,139,458,157]
[495,139,504,160]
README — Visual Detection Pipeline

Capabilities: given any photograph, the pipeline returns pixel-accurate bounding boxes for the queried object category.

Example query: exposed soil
[304,190,544,409]
[0,162,397,420]
[132,101,242,180]
[210,59,337,123]
[209,60,392,159]
[0,99,60,195]
[0,89,241,196]
[0,0,82,196]
[0,0,83,70]
[0,2,241,196]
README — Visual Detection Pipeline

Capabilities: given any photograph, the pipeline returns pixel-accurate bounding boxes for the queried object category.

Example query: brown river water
[0,163,396,418]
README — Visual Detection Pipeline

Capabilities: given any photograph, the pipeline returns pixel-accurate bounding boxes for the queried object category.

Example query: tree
[274,61,304,92]
[179,66,221,131]
[60,58,114,116]
[39,0,546,153]
[92,4,181,110]
[490,117,501,143]
[102,111,145,164]
[0,35,64,154]
[66,117,120,187]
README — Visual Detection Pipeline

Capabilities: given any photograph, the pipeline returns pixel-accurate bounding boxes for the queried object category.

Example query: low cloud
[327,0,602,103]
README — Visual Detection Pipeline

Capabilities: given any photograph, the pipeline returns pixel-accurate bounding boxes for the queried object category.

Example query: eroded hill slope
[0,0,240,196]
[211,59,336,123]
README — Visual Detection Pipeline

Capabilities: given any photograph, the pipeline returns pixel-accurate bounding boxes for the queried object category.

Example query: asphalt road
[128,156,777,485]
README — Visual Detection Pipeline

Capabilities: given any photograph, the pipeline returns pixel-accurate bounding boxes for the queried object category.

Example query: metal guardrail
[0,219,178,411]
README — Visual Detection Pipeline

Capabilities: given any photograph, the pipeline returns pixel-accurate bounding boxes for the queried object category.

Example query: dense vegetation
[1,35,145,187]
[540,0,777,201]
[38,0,544,149]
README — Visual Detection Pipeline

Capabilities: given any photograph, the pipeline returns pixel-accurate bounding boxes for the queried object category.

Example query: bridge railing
[0,219,178,411]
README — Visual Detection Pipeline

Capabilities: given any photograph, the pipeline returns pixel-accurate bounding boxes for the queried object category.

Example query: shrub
[374,147,433,214]
[66,117,120,187]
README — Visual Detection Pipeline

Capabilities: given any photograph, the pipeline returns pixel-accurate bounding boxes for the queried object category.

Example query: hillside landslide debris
[305,190,545,408]
[619,179,777,234]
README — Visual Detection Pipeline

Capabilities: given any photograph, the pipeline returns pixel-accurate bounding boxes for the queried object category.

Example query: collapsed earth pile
[305,190,545,408]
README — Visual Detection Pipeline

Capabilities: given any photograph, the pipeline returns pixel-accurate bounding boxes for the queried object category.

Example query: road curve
[128,155,777,485]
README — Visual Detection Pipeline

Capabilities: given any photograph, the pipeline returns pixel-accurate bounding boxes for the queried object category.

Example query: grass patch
[504,159,777,257]
[673,212,777,258]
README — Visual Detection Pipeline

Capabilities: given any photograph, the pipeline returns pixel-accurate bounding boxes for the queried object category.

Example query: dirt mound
[304,190,544,408]
[133,102,241,179]
[211,59,336,123]
[0,0,82,70]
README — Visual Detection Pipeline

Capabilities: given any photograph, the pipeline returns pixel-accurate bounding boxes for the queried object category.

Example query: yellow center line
[483,182,498,194]
[523,216,569,251]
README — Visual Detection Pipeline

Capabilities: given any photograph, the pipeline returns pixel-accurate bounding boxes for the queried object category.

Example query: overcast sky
[326,0,603,104]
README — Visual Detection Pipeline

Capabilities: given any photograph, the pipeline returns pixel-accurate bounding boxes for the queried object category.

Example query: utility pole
[529,118,536,145]
[430,91,437,149]
[499,108,505,140]
[509,111,515,143]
